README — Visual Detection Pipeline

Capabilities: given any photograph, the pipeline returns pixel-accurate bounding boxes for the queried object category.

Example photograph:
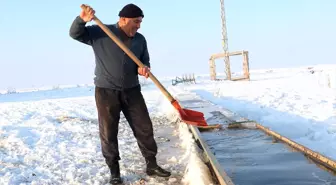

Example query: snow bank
[155,94,214,185]
[178,123,214,185]
[318,69,336,89]
[329,70,336,89]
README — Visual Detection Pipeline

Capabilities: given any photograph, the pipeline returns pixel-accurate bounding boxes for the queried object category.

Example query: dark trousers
[94,85,158,170]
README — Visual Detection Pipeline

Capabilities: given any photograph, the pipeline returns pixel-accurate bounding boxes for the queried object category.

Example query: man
[69,3,171,184]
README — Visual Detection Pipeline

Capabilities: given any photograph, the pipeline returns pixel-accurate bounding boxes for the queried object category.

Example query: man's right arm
[69,16,97,45]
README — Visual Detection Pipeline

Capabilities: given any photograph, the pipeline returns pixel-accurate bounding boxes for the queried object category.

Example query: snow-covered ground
[1,64,336,184]
[0,85,213,185]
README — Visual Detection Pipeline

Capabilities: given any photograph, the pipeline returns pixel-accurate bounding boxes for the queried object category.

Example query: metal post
[220,0,231,80]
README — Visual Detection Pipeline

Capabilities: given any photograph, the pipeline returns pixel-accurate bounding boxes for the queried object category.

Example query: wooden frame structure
[209,50,250,81]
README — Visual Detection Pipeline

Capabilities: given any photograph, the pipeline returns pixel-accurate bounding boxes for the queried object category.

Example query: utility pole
[219,0,231,80]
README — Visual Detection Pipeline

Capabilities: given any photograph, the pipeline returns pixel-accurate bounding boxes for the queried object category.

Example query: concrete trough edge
[228,118,336,174]
[254,122,336,173]
[224,107,336,174]
[188,124,235,185]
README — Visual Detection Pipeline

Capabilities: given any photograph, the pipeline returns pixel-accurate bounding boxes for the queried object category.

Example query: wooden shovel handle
[80,4,175,103]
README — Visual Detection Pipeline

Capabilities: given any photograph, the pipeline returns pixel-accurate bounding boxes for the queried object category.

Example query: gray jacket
[69,16,150,90]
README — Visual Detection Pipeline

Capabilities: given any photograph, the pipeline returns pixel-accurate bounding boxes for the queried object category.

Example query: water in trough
[202,110,336,185]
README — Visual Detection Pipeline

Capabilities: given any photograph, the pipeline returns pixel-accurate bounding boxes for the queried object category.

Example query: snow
[1,64,336,184]
[155,99,214,185]
[0,85,214,185]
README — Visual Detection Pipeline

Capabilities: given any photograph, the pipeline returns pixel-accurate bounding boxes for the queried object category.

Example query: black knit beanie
[118,4,144,18]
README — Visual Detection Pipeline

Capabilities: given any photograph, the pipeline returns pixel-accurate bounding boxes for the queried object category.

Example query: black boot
[145,159,171,177]
[109,162,122,185]
[146,165,171,177]
[109,175,122,185]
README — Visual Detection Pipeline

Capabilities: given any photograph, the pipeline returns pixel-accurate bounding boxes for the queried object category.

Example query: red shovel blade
[180,108,205,118]
[172,100,208,126]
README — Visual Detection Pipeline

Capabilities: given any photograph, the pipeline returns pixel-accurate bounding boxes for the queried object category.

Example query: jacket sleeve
[141,38,150,68]
[69,16,99,46]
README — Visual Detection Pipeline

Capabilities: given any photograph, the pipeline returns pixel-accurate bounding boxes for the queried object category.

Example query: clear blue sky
[1,0,335,89]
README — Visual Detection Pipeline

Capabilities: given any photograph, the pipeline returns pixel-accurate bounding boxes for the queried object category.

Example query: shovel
[80,4,221,129]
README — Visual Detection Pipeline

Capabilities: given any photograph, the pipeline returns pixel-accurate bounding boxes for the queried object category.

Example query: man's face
[121,17,143,37]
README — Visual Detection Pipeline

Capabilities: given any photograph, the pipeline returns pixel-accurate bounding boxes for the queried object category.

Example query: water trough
[174,91,336,185]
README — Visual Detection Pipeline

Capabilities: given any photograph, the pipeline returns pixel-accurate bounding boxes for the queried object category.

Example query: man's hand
[80,4,95,22]
[138,66,150,78]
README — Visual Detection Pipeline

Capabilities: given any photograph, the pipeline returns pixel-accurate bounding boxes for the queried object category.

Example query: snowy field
[0,86,213,185]
[1,64,336,184]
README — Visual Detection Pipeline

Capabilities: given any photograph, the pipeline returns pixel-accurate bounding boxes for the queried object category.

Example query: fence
[172,74,196,86]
